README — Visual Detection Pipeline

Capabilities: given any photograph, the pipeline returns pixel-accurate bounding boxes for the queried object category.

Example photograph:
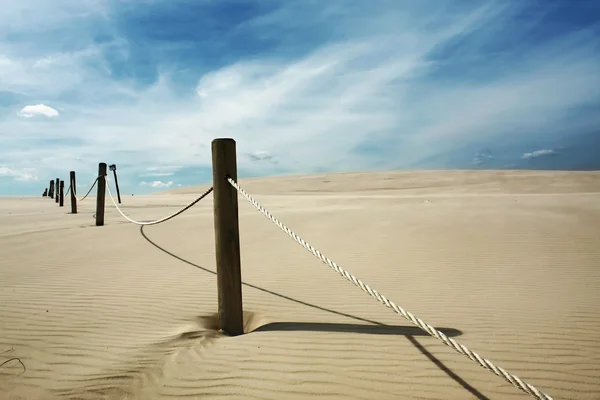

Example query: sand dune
[1,170,600,399]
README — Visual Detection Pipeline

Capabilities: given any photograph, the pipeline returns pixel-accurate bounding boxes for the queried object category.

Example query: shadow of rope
[139,225,489,399]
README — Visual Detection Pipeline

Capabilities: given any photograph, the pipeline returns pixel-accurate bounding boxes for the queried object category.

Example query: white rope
[227,176,553,400]
[105,176,213,226]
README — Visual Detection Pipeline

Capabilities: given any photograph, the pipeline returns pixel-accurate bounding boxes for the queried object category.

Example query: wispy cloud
[472,149,494,166]
[0,0,599,195]
[246,150,274,162]
[141,166,183,177]
[0,166,38,181]
[522,149,556,159]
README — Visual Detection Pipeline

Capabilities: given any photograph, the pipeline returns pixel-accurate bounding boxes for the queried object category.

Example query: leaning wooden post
[95,163,107,226]
[109,164,122,204]
[59,180,64,207]
[70,171,77,214]
[212,138,244,336]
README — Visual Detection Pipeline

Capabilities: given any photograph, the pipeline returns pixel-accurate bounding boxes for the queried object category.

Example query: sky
[1,0,599,195]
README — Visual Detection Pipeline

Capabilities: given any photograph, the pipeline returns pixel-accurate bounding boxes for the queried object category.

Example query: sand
[1,170,599,400]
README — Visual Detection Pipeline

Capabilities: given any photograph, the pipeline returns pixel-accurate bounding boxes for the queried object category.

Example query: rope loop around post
[77,177,99,202]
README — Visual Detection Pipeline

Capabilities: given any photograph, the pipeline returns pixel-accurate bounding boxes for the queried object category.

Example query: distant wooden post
[55,178,59,204]
[96,163,107,226]
[70,171,77,214]
[109,164,122,204]
[212,138,244,336]
[49,180,54,199]
[43,188,48,197]
[59,180,64,207]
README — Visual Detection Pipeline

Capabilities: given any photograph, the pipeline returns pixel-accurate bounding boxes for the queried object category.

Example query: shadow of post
[253,322,462,337]
[139,225,489,400]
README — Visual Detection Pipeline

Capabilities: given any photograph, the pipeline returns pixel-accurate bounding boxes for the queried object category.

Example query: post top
[212,138,236,143]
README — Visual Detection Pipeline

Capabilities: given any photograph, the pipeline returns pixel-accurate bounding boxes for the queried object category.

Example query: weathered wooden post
[49,180,54,199]
[212,138,244,336]
[96,163,107,226]
[43,188,48,197]
[55,178,59,204]
[59,180,64,207]
[70,171,77,214]
[109,164,122,204]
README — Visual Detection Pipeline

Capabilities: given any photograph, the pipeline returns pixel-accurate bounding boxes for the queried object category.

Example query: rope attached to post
[226,176,553,400]
[78,177,99,202]
[105,176,213,226]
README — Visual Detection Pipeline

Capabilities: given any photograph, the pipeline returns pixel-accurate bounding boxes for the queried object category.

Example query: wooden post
[114,171,122,204]
[59,180,64,207]
[212,138,244,336]
[109,165,122,204]
[49,180,54,199]
[70,171,77,214]
[55,179,59,204]
[43,188,48,197]
[96,163,107,226]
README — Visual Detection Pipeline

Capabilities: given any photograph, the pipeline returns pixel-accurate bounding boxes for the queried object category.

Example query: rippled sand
[1,170,599,399]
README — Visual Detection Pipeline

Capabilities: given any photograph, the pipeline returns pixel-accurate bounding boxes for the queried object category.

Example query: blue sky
[1,0,599,195]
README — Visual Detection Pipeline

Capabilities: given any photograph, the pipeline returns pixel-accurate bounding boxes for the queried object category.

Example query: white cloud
[140,180,174,188]
[17,104,60,118]
[0,166,39,181]
[522,149,556,159]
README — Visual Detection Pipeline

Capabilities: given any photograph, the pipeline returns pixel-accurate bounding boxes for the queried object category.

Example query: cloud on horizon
[141,166,182,177]
[140,180,174,189]
[522,149,557,159]
[1,0,599,195]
